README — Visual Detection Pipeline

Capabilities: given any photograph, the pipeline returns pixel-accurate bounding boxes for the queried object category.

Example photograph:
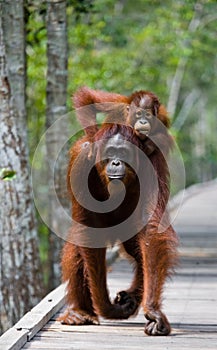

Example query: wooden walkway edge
[0,284,66,350]
[0,248,119,350]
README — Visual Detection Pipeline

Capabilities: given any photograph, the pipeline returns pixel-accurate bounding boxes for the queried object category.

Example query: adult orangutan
[59,123,178,336]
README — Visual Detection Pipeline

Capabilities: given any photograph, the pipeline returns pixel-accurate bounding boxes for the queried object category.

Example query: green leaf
[0,168,17,181]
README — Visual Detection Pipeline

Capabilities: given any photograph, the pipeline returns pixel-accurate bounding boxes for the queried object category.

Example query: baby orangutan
[73,86,173,155]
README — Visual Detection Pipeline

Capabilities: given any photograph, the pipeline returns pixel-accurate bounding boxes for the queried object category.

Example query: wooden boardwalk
[1,180,217,349]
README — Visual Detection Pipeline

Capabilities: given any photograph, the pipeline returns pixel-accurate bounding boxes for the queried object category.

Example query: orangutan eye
[105,147,115,158]
[119,149,128,159]
[136,110,143,118]
[145,111,153,119]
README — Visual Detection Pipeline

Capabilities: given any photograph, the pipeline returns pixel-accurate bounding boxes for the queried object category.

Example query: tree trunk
[46,0,68,290]
[0,1,44,334]
[1,0,27,140]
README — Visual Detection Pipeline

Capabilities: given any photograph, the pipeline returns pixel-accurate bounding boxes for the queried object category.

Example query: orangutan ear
[153,99,160,117]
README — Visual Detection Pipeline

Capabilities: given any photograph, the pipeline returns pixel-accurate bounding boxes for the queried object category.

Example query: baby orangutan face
[126,102,154,140]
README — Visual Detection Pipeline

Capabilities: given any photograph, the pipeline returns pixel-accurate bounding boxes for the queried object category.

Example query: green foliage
[68,0,94,19]
[0,168,17,181]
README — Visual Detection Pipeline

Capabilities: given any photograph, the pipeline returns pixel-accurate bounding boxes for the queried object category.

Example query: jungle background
[0,0,216,333]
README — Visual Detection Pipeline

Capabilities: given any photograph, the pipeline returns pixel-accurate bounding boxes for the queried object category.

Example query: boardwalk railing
[0,284,66,350]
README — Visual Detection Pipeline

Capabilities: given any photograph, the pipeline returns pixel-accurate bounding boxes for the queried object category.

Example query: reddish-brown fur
[59,123,178,336]
[73,86,169,127]
[73,86,173,156]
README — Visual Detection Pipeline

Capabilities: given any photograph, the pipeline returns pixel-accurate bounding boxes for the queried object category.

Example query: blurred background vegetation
[26,0,216,279]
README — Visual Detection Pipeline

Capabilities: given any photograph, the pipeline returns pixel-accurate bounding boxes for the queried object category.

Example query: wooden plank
[0,327,28,350]
[0,284,66,349]
[21,254,217,350]
[22,331,217,350]
[14,283,66,340]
